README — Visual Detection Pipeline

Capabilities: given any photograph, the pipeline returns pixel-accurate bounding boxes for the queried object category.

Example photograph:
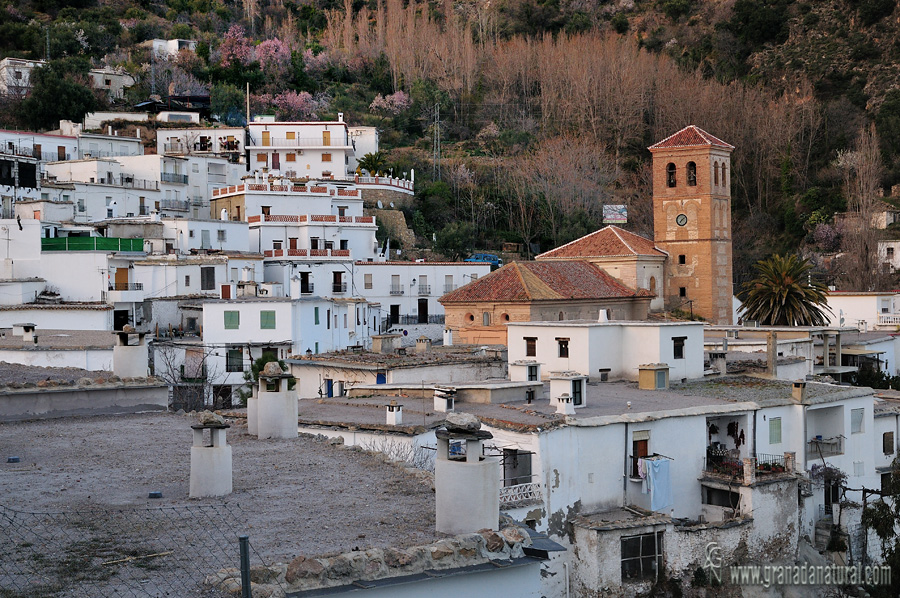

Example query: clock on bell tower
[649,125,734,325]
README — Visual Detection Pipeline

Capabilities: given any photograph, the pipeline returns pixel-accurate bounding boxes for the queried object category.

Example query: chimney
[386,400,403,425]
[792,380,807,402]
[556,393,575,415]
[598,309,609,323]
[371,334,397,354]
[108,125,112,135]
[709,352,727,376]
[415,335,432,354]
[21,324,35,343]
[136,127,141,139]
[638,364,669,390]
[443,328,453,346]
[434,416,499,535]
[766,332,778,378]
[256,362,298,439]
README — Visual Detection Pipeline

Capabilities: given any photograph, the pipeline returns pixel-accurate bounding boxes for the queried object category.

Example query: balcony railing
[390,286,404,295]
[263,248,349,259]
[300,283,314,295]
[332,282,348,293]
[380,315,445,330]
[160,199,189,211]
[878,314,900,326]
[41,237,144,252]
[110,282,143,291]
[161,172,189,184]
[418,285,431,296]
[254,136,349,147]
[807,436,844,458]
[704,450,791,483]
[180,364,207,382]
[499,482,543,508]
[247,214,374,225]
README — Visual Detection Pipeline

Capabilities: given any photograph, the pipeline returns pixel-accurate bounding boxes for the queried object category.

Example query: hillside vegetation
[3,0,900,287]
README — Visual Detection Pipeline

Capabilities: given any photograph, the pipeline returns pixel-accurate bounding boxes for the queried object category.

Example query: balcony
[390,286,404,295]
[263,248,349,259]
[877,314,900,327]
[418,285,431,296]
[703,450,792,484]
[107,282,145,303]
[499,482,543,508]
[300,283,314,295]
[255,137,349,148]
[807,436,844,459]
[160,199,189,212]
[41,237,144,252]
[161,172,189,184]
[332,282,348,293]
[163,142,187,153]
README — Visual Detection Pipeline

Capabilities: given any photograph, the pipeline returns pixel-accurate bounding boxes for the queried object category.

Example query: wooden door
[322,131,331,146]
[114,267,128,290]
[261,131,270,146]
[221,284,231,299]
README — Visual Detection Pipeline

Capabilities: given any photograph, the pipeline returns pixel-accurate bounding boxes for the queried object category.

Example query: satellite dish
[389,202,395,208]
[377,200,383,209]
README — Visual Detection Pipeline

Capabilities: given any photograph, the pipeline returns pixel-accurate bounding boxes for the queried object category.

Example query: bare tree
[836,124,890,291]
[152,342,228,411]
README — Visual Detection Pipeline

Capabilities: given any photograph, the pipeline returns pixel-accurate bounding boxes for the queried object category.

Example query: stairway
[814,518,833,552]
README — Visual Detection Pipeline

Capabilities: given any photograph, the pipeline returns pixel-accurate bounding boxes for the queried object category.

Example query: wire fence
[0,502,265,598]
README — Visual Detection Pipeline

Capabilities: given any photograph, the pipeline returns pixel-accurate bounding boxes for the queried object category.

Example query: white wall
[0,308,110,330]
[0,348,112,370]
[825,294,891,329]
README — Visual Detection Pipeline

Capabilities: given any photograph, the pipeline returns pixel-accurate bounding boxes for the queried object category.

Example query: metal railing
[41,237,144,252]
[254,136,348,147]
[300,283,314,295]
[161,172,189,184]
[418,285,431,296]
[390,286,404,295]
[110,282,143,291]
[381,314,445,329]
[160,199,189,211]
[499,482,543,508]
[807,436,844,458]
[704,450,745,481]
[332,282,348,293]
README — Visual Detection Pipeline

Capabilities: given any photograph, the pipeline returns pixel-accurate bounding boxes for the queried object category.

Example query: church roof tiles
[648,125,734,150]
[535,225,667,260]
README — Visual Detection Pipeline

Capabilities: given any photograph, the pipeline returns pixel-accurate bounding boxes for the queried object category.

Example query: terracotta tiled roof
[535,226,667,259]
[648,125,734,150]
[439,261,645,303]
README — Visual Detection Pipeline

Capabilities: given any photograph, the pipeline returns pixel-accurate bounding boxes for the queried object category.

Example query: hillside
[2,0,900,287]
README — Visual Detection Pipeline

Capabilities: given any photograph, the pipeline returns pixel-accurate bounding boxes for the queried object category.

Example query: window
[851,408,864,434]
[722,163,727,187]
[884,431,895,455]
[889,247,895,259]
[621,532,663,582]
[557,337,569,358]
[686,161,697,186]
[184,275,190,287]
[256,153,267,163]
[769,417,782,445]
[883,473,894,492]
[262,206,271,216]
[470,274,478,280]
[201,266,215,290]
[322,153,332,162]
[673,337,686,360]
[558,311,564,321]
[631,431,649,478]
[224,310,240,329]
[666,163,676,187]
[273,240,282,250]
[527,364,538,381]
[679,287,686,298]
[192,163,199,173]
[286,131,295,140]
[338,206,347,217]
[572,379,583,406]
[678,254,686,265]
[343,313,348,328]
[483,312,491,326]
[327,309,331,329]
[525,337,536,357]
[260,310,276,329]
[226,349,243,372]
[314,307,320,325]
[286,153,296,162]
[217,230,226,242]
[714,162,719,186]
[189,230,195,238]
[502,449,533,487]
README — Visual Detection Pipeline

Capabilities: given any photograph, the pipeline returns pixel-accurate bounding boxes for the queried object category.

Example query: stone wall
[360,188,415,210]
[207,522,536,597]
[370,208,417,252]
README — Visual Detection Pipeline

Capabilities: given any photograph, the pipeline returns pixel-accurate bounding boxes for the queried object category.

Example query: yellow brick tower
[649,126,734,325]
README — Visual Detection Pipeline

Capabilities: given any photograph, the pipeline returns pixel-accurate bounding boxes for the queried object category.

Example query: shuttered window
[224,311,240,329]
[260,311,276,329]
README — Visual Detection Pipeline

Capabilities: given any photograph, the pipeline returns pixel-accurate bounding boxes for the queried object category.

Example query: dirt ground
[0,411,437,597]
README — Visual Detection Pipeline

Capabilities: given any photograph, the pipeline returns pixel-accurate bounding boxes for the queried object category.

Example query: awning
[840,348,886,356]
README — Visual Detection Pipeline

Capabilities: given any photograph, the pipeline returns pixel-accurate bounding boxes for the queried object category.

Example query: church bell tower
[649,126,734,325]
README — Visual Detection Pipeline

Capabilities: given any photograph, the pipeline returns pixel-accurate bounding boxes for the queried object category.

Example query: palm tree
[357,151,388,176]
[739,254,832,326]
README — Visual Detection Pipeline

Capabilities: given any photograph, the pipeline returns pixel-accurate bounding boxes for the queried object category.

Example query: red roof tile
[648,125,734,150]
[439,261,645,303]
[535,225,666,259]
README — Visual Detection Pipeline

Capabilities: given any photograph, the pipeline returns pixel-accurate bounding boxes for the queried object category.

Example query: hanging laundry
[648,459,673,511]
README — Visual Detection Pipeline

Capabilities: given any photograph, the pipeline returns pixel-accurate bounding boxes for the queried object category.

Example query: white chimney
[598,309,609,322]
[434,387,455,412]
[386,400,403,425]
[136,127,141,139]
[556,393,575,415]
[434,422,500,535]
[220,208,228,221]
[108,125,112,135]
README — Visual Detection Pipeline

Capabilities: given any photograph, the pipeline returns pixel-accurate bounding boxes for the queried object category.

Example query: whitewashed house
[88,67,136,100]
[247,116,357,179]
[825,290,900,331]
[157,127,246,164]
[147,38,198,58]
[0,58,45,97]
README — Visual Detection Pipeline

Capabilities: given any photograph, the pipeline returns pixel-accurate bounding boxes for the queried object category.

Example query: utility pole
[432,103,441,181]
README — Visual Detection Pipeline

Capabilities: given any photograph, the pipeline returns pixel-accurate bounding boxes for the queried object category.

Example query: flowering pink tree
[257,38,291,74]
[219,25,254,68]
[369,91,411,115]
[273,91,318,120]
[302,49,332,78]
